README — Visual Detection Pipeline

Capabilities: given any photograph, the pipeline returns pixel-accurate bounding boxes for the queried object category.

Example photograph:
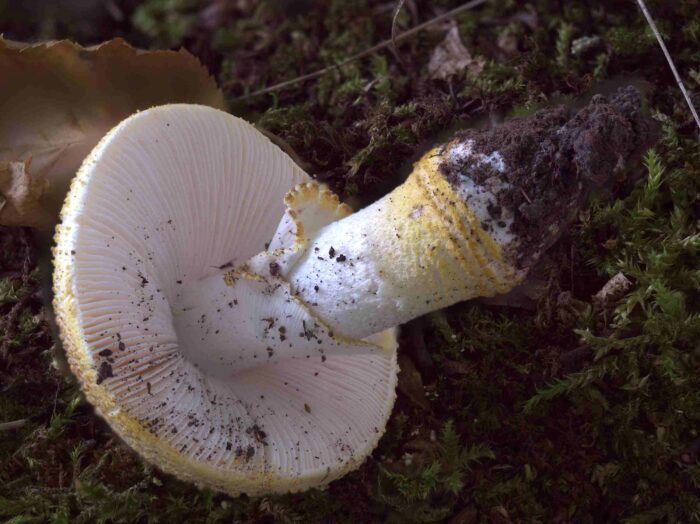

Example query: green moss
[555,21,575,67]
[607,25,656,57]
[371,421,494,523]
[132,0,204,48]
[0,277,21,305]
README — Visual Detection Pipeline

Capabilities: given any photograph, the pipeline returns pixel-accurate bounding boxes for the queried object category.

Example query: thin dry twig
[636,0,700,133]
[227,0,489,100]
[391,0,408,52]
[390,0,409,70]
[0,419,28,431]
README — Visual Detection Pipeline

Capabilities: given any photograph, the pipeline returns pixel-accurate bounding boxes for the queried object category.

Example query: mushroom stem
[250,86,654,339]
[279,152,522,339]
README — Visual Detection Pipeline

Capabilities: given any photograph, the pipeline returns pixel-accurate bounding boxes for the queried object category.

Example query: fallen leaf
[428,25,484,81]
[0,38,226,228]
[476,276,547,310]
[0,160,52,227]
[593,272,633,309]
[497,28,519,55]
[489,506,512,524]
[440,358,474,377]
[397,353,430,410]
[449,506,478,524]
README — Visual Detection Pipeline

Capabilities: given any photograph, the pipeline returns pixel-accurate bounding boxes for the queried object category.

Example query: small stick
[227,0,488,100]
[519,187,532,204]
[391,0,408,52]
[636,0,700,133]
[390,0,410,71]
[0,419,28,431]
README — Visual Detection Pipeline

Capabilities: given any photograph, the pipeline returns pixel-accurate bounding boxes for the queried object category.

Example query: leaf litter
[0,37,225,228]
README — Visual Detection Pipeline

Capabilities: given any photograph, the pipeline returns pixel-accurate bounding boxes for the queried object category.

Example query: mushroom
[53,87,652,495]
[53,105,398,495]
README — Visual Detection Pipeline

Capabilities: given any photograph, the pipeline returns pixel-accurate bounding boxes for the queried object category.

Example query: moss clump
[132,0,204,48]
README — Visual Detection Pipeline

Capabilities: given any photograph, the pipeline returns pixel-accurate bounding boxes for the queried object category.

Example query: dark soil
[439,86,656,269]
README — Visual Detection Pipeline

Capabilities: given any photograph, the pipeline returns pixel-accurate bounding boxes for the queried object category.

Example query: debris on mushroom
[53,86,653,496]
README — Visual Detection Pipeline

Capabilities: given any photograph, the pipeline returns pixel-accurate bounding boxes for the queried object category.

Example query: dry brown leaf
[476,275,547,310]
[497,28,519,55]
[0,160,53,227]
[428,25,484,81]
[440,358,474,377]
[449,506,478,524]
[593,271,633,309]
[397,353,430,410]
[0,38,226,228]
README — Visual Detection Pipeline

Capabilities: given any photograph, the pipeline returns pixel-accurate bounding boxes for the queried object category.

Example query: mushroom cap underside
[53,104,398,495]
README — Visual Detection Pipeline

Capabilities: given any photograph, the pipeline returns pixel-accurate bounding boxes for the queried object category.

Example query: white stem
[176,152,524,367]
[285,195,439,339]
[282,157,521,339]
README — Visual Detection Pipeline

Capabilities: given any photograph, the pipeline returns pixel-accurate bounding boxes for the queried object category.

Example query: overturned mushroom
[53,87,652,495]
[53,106,398,495]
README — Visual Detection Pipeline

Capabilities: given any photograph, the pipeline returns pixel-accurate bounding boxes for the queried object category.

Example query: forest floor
[1,1,700,522]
